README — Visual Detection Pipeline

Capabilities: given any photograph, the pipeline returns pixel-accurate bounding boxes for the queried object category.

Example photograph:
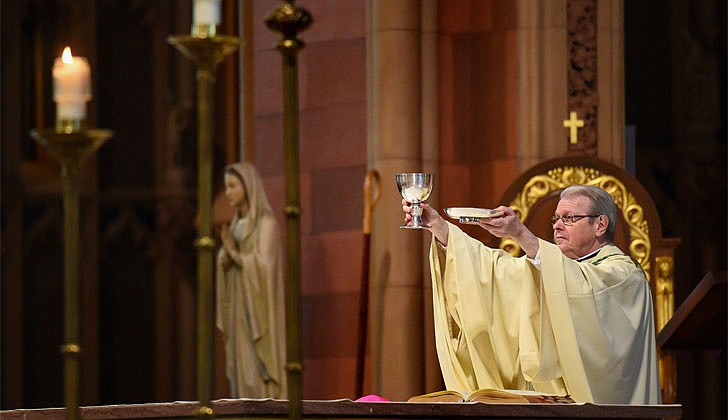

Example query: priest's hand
[401,199,449,246]
[477,206,520,237]
[478,206,539,258]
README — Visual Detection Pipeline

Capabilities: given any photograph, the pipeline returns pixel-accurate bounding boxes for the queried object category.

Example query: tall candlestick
[192,0,222,37]
[53,47,91,131]
[265,2,312,420]
[167,32,239,419]
[30,127,113,420]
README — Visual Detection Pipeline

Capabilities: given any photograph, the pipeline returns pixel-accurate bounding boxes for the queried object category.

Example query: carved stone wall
[566,0,598,154]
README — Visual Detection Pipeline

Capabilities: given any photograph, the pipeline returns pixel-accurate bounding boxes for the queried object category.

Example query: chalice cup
[396,172,434,229]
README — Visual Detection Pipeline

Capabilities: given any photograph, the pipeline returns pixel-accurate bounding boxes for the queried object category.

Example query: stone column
[419,0,441,393]
[516,0,569,169]
[367,0,428,401]
[596,0,625,163]
[515,0,625,167]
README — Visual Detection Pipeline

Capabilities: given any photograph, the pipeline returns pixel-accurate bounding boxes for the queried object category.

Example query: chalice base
[400,215,429,229]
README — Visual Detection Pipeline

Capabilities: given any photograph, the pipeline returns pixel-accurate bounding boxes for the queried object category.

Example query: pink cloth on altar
[355,394,390,402]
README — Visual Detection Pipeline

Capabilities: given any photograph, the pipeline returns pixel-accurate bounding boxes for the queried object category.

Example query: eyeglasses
[550,214,600,226]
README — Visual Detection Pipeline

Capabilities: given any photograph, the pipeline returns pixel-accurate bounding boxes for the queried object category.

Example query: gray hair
[560,185,617,241]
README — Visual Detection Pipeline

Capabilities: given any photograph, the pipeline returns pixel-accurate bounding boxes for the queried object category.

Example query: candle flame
[61,47,73,64]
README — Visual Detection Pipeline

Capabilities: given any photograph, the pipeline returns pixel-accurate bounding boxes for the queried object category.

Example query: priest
[402,185,661,404]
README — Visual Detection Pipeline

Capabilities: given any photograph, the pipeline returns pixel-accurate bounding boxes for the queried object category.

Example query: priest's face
[224,173,248,210]
[552,195,605,259]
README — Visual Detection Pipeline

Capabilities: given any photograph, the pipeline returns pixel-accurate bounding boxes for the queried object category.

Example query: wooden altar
[1,399,681,420]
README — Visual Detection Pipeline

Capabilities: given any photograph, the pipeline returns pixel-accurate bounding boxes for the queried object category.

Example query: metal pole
[195,64,215,411]
[61,161,81,420]
[264,3,311,420]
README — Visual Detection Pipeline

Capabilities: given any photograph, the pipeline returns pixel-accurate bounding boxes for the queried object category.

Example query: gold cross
[563,111,584,144]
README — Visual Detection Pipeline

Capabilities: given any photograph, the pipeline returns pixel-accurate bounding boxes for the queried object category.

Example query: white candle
[193,0,221,27]
[52,47,91,121]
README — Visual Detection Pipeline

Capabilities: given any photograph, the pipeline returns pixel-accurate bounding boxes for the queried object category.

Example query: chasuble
[429,223,661,404]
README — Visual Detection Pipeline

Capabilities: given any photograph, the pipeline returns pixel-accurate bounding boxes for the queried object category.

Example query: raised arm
[478,206,540,258]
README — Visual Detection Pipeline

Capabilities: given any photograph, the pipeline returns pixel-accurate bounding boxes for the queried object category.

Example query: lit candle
[52,47,91,123]
[192,0,221,36]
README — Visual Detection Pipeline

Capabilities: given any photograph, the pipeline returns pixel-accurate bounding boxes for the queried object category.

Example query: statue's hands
[220,224,237,256]
[218,251,233,270]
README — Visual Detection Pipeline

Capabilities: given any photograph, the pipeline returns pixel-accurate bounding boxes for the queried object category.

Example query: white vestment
[429,223,661,404]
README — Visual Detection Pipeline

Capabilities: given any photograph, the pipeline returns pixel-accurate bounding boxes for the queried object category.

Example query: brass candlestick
[167,34,239,417]
[30,127,113,420]
[265,2,311,420]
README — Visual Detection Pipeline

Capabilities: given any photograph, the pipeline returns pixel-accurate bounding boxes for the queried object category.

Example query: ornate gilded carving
[499,165,652,281]
[654,256,675,331]
[566,0,598,154]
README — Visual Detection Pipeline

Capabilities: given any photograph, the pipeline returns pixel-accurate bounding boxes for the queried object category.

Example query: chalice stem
[412,203,423,226]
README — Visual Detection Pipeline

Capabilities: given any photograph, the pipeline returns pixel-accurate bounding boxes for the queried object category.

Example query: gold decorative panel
[654,256,675,330]
[499,165,652,282]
